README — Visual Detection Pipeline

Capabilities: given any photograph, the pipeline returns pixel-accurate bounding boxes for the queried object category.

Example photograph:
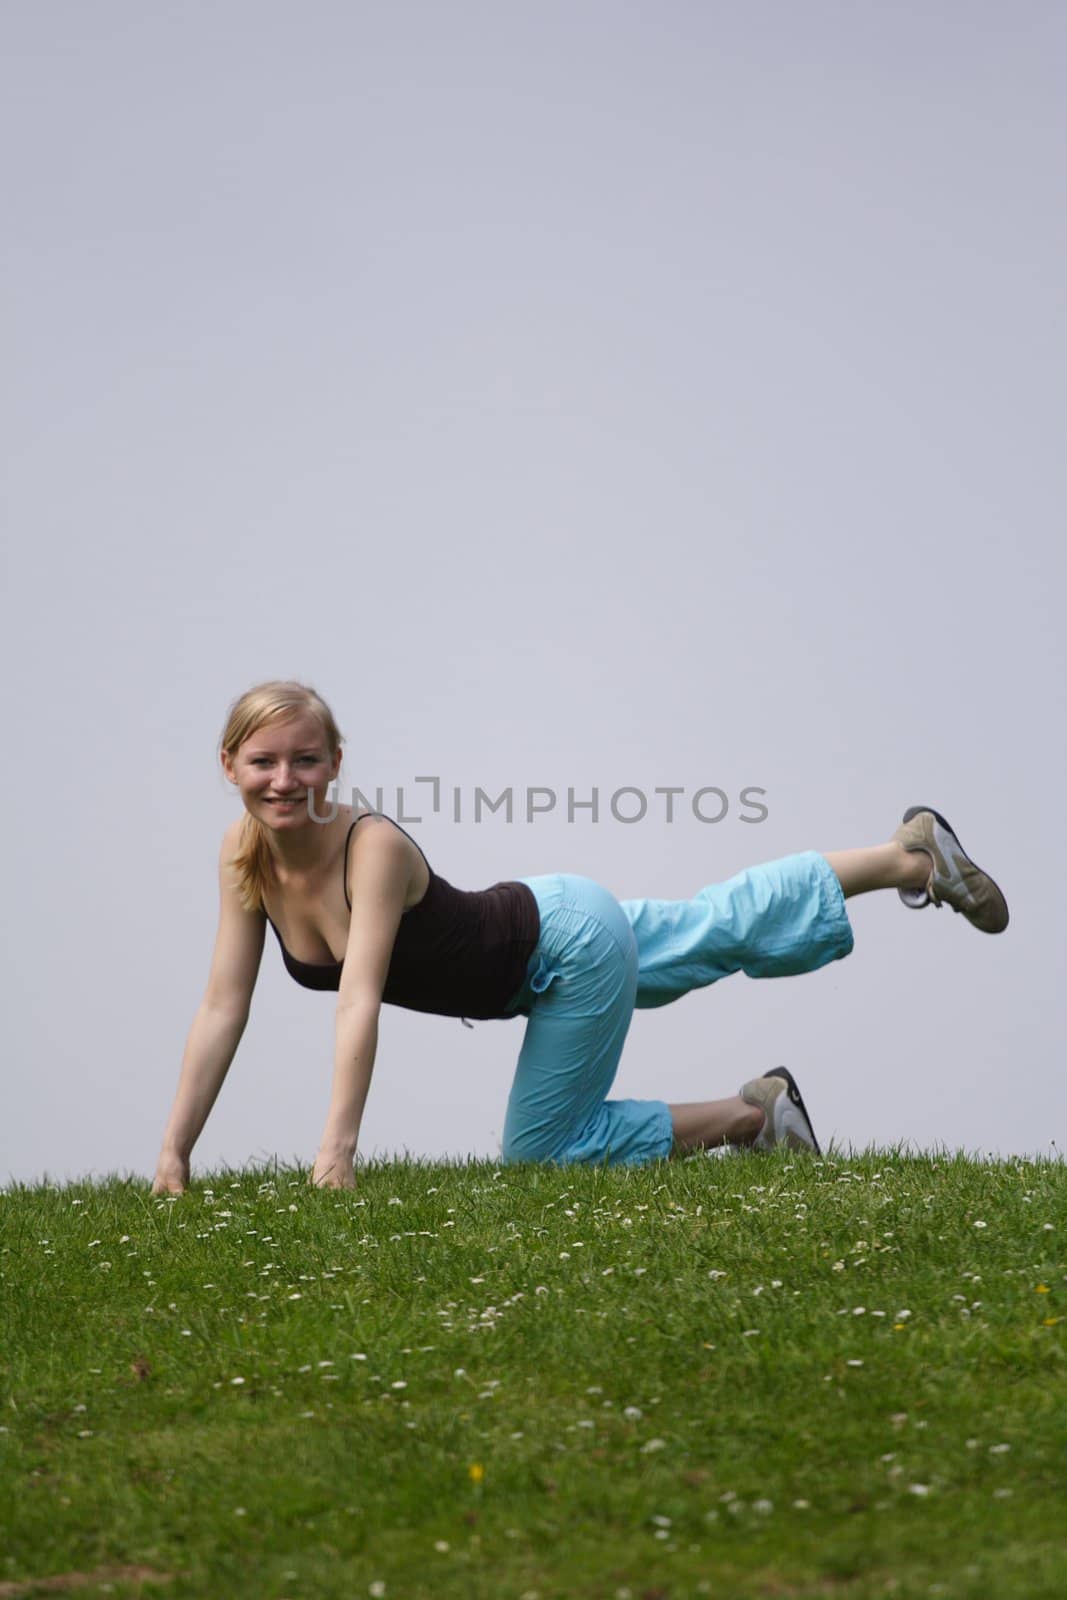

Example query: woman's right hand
[151,1151,190,1195]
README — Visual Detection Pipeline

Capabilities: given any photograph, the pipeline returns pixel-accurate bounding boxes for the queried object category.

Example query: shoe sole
[899,805,1009,932]
[762,1066,822,1156]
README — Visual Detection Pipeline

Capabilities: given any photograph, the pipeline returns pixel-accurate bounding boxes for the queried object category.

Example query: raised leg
[620,850,856,1011]
[823,842,932,899]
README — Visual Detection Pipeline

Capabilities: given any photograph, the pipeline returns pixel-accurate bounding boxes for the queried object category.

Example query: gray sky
[3,1,1064,1187]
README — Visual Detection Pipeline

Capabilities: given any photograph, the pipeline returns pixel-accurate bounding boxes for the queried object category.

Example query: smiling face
[221,711,342,827]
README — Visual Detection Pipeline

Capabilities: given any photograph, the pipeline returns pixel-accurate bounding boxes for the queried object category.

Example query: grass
[1,1149,1064,1600]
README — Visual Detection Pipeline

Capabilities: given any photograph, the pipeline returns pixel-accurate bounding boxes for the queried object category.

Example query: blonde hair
[219,680,345,913]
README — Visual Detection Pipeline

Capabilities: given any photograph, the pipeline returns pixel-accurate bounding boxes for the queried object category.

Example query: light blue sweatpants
[498,851,855,1168]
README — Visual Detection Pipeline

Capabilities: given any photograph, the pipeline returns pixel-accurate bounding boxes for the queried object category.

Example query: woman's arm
[152,1005,249,1191]
[311,1002,380,1187]
[152,824,265,1194]
[311,820,413,1188]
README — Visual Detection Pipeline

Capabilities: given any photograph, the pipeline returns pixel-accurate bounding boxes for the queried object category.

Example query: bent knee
[501,1127,565,1166]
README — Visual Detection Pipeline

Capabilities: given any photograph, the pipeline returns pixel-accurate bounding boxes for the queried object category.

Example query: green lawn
[2,1150,1064,1599]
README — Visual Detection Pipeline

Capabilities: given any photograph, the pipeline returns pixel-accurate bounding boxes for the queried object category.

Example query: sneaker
[893,806,1009,934]
[740,1067,821,1154]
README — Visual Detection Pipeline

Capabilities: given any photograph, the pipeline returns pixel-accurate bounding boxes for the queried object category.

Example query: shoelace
[927,879,963,914]
[914,849,946,910]
[906,855,964,915]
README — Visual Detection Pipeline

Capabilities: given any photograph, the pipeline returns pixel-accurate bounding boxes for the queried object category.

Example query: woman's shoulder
[221,814,246,849]
[346,809,432,909]
[218,814,251,864]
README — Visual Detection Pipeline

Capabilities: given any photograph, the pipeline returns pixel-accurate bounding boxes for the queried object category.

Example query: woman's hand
[310,1144,357,1189]
[151,1150,190,1195]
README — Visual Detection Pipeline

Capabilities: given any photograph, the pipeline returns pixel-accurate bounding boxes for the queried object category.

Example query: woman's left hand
[310,1145,357,1189]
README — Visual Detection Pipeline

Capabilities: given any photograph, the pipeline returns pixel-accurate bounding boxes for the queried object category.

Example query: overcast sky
[3,1,1064,1188]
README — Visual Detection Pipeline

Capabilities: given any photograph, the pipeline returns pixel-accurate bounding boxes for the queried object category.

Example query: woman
[151,681,1009,1194]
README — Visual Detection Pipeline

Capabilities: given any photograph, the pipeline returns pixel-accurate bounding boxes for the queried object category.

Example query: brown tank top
[264,814,540,1021]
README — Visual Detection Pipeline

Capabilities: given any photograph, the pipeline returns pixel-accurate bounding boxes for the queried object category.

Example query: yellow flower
[1043,1316,1061,1327]
[469,1463,485,1484]
[1035,1284,1050,1294]
[893,1322,907,1331]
